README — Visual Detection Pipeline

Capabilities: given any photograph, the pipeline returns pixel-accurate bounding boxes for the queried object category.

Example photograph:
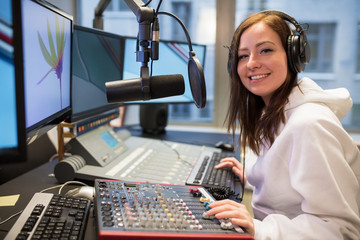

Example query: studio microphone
[106,74,185,103]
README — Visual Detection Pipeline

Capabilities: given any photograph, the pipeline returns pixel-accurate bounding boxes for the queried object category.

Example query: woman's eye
[261,48,273,54]
[238,54,248,60]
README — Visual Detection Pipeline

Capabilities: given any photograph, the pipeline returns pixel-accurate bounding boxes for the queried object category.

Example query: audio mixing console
[94,179,253,240]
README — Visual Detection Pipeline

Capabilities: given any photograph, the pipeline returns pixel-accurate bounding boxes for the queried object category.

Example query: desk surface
[0,127,242,239]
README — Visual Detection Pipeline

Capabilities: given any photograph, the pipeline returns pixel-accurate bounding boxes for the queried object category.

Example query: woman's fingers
[207,200,254,236]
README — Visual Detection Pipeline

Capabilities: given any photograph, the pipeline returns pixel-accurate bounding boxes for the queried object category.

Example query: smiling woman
[209,10,360,239]
[237,22,288,105]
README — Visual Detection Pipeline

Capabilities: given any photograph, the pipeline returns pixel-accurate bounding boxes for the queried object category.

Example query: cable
[236,148,246,203]
[155,0,163,15]
[161,140,193,167]
[0,181,88,227]
[208,186,234,200]
[157,11,193,52]
[40,181,88,194]
[0,210,23,226]
[143,0,152,7]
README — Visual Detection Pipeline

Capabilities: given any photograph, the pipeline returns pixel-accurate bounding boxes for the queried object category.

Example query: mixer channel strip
[93,179,253,240]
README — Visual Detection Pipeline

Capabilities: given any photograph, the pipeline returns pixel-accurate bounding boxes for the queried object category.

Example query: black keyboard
[4,192,91,240]
[186,151,240,199]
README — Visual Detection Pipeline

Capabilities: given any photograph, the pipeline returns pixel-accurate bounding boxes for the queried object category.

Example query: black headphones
[229,10,311,73]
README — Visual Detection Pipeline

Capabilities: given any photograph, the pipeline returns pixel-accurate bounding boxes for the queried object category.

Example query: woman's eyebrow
[238,40,276,52]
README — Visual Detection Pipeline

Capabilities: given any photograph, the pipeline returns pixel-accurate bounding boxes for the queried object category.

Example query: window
[171,2,191,42]
[107,0,130,12]
[306,23,336,73]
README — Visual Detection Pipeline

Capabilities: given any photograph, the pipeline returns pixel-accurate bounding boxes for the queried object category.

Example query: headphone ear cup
[288,33,310,73]
[287,35,302,73]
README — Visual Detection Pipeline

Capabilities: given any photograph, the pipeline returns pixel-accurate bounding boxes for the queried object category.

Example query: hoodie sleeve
[253,103,360,240]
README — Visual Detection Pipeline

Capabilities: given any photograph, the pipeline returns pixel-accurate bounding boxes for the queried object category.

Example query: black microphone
[105,74,185,103]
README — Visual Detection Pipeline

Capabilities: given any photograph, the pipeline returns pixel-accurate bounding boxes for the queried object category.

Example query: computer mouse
[66,186,94,201]
[215,141,234,152]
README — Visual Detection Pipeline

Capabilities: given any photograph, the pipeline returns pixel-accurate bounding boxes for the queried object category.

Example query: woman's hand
[207,199,255,236]
[215,157,247,184]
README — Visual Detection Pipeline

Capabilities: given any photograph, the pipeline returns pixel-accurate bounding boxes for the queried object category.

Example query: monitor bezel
[69,25,124,123]
[21,0,73,142]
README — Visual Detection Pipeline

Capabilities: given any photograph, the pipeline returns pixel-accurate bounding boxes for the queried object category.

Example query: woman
[206,11,360,239]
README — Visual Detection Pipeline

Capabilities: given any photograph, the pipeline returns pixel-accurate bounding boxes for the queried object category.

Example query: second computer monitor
[71,25,123,122]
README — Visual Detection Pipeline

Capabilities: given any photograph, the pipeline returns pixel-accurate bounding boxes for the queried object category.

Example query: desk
[0,127,252,239]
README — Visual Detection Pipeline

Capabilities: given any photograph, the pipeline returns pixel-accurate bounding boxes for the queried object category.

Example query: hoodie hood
[285,77,353,121]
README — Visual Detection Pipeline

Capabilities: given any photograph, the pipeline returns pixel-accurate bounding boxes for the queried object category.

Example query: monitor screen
[123,38,206,104]
[0,0,26,163]
[71,25,123,122]
[21,0,72,139]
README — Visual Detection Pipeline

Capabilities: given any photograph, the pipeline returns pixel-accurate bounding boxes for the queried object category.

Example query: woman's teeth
[250,74,269,80]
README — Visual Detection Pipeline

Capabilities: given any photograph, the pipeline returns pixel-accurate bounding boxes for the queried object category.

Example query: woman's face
[237,21,288,105]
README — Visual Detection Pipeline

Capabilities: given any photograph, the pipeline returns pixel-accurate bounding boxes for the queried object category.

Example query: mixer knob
[181,219,189,228]
[220,220,234,230]
[168,222,175,229]
[140,216,148,227]
[155,217,162,228]
[127,216,135,225]
[202,211,215,219]
[101,206,111,211]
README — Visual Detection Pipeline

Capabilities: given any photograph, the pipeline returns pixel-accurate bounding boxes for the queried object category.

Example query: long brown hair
[226,12,298,156]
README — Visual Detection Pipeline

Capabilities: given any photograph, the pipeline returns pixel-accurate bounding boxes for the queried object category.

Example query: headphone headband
[228,10,311,74]
[259,10,311,73]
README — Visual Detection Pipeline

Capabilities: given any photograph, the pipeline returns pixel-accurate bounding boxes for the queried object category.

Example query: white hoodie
[248,78,360,240]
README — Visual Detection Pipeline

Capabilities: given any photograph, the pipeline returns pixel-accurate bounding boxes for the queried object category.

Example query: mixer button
[220,221,234,230]
[103,221,114,227]
[102,216,113,221]
[101,206,111,211]
[202,211,215,219]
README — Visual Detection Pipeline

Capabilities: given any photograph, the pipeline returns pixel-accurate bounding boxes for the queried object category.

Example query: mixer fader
[94,179,253,240]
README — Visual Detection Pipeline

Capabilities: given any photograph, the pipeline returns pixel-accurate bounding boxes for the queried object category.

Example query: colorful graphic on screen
[37,15,67,108]
[22,0,71,129]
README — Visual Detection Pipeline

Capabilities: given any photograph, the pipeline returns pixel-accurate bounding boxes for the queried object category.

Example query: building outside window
[305,23,336,73]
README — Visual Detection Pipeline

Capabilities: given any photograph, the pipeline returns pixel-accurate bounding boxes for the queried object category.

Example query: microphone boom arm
[124,0,156,100]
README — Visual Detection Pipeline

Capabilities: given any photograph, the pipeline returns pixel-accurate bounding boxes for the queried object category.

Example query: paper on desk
[0,194,20,207]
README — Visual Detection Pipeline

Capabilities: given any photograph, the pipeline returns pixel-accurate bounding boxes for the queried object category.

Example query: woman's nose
[247,54,261,70]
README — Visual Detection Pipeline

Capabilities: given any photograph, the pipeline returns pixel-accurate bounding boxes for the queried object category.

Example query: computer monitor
[21,0,73,141]
[0,0,26,163]
[70,25,123,122]
[70,27,206,124]
[123,37,206,104]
